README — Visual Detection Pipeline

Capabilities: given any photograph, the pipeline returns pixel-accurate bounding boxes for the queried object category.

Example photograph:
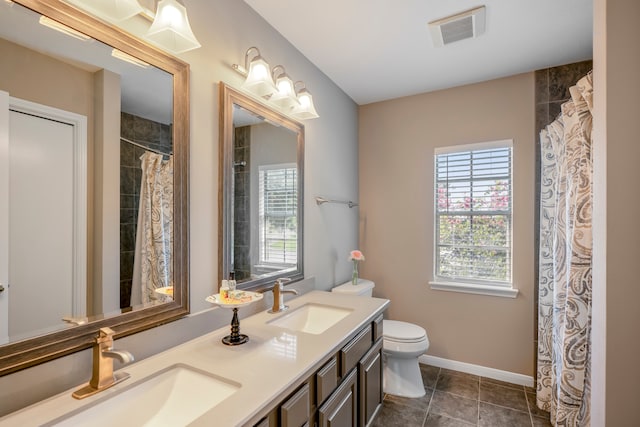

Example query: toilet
[332,279,430,398]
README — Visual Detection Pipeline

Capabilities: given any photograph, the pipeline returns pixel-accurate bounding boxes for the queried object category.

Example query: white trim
[419,354,534,387]
[429,280,519,298]
[434,138,512,155]
[9,97,87,317]
[0,91,9,344]
[433,139,514,288]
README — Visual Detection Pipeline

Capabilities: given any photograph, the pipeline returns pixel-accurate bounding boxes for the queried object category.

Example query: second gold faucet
[268,278,298,313]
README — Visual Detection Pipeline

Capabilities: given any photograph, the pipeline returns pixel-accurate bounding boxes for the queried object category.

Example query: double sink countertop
[0,290,389,426]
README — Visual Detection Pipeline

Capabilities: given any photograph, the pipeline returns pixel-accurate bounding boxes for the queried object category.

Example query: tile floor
[372,365,552,427]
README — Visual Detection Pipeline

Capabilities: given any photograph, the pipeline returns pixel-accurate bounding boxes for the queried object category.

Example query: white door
[9,107,75,340]
[0,92,87,343]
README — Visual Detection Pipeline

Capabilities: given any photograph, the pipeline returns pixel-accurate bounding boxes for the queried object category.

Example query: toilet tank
[331,279,375,297]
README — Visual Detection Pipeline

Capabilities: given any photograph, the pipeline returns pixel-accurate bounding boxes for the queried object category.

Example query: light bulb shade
[292,88,319,119]
[65,0,144,22]
[146,0,201,54]
[270,73,299,109]
[242,56,277,97]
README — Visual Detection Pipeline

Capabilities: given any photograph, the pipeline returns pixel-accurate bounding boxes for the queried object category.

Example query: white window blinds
[259,165,298,265]
[434,142,512,285]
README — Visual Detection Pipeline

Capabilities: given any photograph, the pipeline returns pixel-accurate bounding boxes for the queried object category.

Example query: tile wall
[119,112,172,308]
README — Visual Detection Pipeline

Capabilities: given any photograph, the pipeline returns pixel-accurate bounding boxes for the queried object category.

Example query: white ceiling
[244,0,593,105]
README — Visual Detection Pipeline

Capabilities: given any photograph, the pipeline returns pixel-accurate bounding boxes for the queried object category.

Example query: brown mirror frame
[0,0,190,376]
[218,82,304,291]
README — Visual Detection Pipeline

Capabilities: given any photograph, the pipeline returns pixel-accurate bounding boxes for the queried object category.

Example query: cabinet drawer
[340,324,372,376]
[254,418,269,427]
[372,314,383,342]
[316,355,338,405]
[281,383,310,427]
[318,368,358,427]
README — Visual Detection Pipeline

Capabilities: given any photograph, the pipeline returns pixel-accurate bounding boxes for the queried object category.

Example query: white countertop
[0,290,389,427]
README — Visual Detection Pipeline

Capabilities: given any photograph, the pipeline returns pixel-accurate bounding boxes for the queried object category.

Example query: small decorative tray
[206,291,263,308]
[154,286,173,297]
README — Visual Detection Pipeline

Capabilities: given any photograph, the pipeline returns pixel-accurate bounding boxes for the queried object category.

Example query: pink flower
[349,250,365,262]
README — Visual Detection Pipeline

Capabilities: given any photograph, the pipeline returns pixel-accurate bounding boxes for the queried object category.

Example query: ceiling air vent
[428,6,486,47]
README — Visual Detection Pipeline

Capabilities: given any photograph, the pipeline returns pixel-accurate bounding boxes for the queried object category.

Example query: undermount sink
[49,364,240,427]
[268,303,353,334]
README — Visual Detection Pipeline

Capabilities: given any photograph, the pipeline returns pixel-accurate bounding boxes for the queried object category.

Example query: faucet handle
[275,277,292,286]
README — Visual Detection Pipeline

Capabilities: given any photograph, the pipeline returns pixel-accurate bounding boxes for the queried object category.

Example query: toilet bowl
[331,279,430,398]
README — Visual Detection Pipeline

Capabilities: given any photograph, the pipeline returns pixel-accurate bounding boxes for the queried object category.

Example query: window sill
[429,281,519,298]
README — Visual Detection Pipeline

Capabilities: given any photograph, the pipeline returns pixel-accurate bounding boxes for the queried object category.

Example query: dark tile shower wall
[233,126,251,281]
[119,112,172,308]
[533,60,592,376]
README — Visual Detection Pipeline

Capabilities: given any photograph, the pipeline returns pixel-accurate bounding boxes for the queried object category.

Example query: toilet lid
[383,320,427,343]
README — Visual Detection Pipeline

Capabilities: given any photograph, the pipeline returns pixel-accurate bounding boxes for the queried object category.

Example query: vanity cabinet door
[318,369,358,427]
[281,383,310,427]
[359,339,383,427]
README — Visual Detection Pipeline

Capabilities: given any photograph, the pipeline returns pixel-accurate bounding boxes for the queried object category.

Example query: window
[258,164,298,266]
[432,140,515,297]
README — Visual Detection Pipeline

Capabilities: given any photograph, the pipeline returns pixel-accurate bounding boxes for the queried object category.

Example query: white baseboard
[419,355,534,388]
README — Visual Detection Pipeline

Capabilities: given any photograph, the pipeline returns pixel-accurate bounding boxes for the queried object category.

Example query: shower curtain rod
[315,196,359,208]
[120,136,172,156]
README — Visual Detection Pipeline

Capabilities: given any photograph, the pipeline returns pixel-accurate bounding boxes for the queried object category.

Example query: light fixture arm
[272,65,286,81]
[244,46,261,70]
[293,81,306,94]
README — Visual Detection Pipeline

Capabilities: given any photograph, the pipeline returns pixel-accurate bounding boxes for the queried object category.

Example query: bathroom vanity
[0,291,388,426]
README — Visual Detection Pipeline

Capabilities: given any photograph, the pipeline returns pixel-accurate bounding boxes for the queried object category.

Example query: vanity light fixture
[291,81,319,120]
[111,48,151,68]
[233,47,278,97]
[63,0,201,54]
[64,0,144,22]
[38,16,92,41]
[232,47,319,120]
[269,65,300,110]
[145,0,201,54]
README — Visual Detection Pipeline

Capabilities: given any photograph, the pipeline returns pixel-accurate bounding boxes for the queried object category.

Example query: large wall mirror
[219,83,303,290]
[0,0,189,376]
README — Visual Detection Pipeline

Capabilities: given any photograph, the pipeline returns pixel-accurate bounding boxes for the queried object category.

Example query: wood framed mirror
[0,0,189,376]
[219,83,304,291]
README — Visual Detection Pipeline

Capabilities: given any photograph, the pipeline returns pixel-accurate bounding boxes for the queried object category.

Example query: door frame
[1,92,88,320]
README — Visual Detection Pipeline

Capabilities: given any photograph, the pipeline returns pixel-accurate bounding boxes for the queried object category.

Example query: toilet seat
[383,320,427,343]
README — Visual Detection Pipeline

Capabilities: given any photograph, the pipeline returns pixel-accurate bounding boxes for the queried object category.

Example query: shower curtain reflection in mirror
[131,152,174,305]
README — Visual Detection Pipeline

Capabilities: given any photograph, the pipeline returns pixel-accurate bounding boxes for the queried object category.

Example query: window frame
[429,139,518,298]
[257,162,298,268]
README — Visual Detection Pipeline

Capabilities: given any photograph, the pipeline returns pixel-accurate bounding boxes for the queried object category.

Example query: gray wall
[0,0,358,416]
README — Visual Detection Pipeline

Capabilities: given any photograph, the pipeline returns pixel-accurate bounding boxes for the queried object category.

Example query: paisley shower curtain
[131,152,174,305]
[537,71,593,427]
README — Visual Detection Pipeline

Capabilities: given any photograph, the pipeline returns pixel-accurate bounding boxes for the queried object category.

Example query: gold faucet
[72,327,134,399]
[268,278,298,313]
